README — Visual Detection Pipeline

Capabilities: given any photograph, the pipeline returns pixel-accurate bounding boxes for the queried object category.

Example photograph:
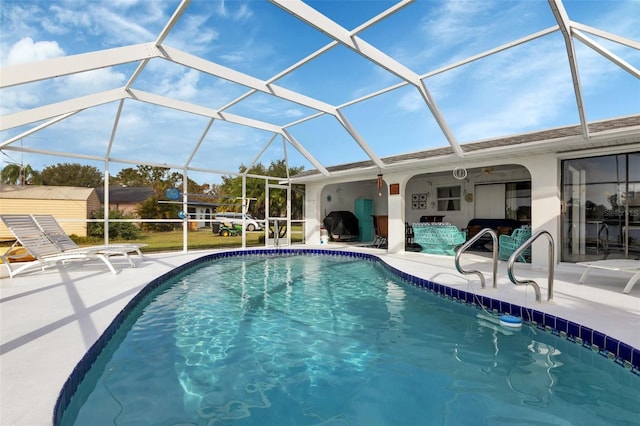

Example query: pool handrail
[455,228,498,289]
[507,229,555,302]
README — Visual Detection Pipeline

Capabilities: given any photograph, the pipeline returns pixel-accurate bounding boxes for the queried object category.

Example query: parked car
[214,212,264,231]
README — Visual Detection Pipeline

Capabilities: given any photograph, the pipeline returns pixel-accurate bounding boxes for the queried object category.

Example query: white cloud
[421,0,495,47]
[6,37,64,65]
[90,5,156,44]
[166,13,219,53]
[59,68,127,96]
[0,66,124,115]
[0,26,125,115]
[0,86,41,115]
[282,108,305,118]
[396,90,424,113]
[234,4,253,22]
[0,3,43,49]
[42,5,92,35]
[110,0,142,9]
[432,34,578,140]
[216,0,229,18]
[456,73,571,141]
[215,0,254,21]
[219,52,248,65]
[118,111,143,127]
[185,16,219,46]
[159,68,200,100]
[587,0,640,42]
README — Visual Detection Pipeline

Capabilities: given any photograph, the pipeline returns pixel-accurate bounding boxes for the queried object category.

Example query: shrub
[89,209,140,240]
[136,196,181,232]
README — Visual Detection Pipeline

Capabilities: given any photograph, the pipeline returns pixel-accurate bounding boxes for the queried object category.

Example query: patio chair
[498,227,532,263]
[577,259,640,294]
[372,215,387,248]
[0,215,118,278]
[31,214,146,267]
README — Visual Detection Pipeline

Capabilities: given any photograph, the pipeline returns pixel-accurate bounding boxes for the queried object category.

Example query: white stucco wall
[319,180,388,217]
[304,177,389,245]
[303,153,562,268]
[520,154,561,267]
[305,182,323,245]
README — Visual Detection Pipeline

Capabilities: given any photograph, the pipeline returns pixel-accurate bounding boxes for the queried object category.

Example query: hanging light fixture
[377,173,383,197]
[452,166,467,181]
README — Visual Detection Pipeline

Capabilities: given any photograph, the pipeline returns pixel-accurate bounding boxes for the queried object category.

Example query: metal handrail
[455,228,498,289]
[507,230,554,303]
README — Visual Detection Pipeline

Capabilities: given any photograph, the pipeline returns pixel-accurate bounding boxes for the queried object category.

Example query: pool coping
[52,248,640,425]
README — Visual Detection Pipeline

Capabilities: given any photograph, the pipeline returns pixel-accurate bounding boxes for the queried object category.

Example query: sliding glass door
[561,152,640,262]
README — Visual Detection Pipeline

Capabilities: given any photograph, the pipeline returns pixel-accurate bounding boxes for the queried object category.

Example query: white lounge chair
[578,259,640,294]
[0,215,118,278]
[31,214,146,267]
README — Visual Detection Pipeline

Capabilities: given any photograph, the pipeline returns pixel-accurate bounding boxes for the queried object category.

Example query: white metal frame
[265,183,291,248]
[1,0,638,249]
[2,0,636,180]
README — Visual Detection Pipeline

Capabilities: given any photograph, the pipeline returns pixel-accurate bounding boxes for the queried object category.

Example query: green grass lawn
[1,226,304,252]
[132,229,265,252]
[89,226,303,252]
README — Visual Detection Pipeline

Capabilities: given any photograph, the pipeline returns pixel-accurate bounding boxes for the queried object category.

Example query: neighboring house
[94,186,155,216]
[0,185,100,239]
[186,203,217,229]
[94,186,216,229]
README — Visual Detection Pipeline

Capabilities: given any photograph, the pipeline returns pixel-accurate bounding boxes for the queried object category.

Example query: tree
[40,163,103,187]
[136,196,181,231]
[0,163,41,185]
[112,165,184,197]
[217,160,305,219]
[110,165,212,229]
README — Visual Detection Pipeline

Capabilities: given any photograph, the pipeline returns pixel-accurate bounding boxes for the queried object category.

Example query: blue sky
[0,0,638,184]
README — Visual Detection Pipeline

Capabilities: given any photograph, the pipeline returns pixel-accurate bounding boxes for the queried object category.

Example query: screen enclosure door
[265,183,291,247]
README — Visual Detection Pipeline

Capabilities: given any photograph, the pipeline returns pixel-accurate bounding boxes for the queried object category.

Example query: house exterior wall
[188,206,215,228]
[86,192,101,219]
[520,155,560,266]
[0,188,100,239]
[0,199,90,238]
[385,172,409,254]
[107,201,139,215]
[319,180,388,216]
[303,151,565,268]
[405,167,532,229]
[304,182,324,246]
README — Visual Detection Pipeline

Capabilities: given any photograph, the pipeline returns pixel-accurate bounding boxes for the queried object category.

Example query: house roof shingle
[0,185,96,200]
[94,187,155,204]
[292,115,640,179]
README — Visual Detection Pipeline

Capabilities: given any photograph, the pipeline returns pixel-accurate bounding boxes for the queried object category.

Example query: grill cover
[323,211,359,241]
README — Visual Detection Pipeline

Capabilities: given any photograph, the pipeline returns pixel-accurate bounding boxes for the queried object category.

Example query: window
[437,186,461,211]
[561,152,639,262]
[505,182,531,223]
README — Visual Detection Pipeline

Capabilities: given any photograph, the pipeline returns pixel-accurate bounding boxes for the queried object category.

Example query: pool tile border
[53,248,640,424]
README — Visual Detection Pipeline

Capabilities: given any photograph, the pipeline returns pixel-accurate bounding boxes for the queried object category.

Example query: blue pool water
[60,254,639,425]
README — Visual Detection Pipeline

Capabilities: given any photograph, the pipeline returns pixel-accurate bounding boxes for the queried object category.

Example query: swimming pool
[57,251,639,425]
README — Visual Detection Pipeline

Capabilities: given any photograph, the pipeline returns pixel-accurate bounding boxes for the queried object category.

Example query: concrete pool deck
[1,246,639,425]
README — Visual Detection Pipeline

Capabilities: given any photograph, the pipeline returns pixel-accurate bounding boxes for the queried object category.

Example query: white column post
[384,173,407,254]
[304,182,323,245]
[103,161,110,244]
[522,155,561,266]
